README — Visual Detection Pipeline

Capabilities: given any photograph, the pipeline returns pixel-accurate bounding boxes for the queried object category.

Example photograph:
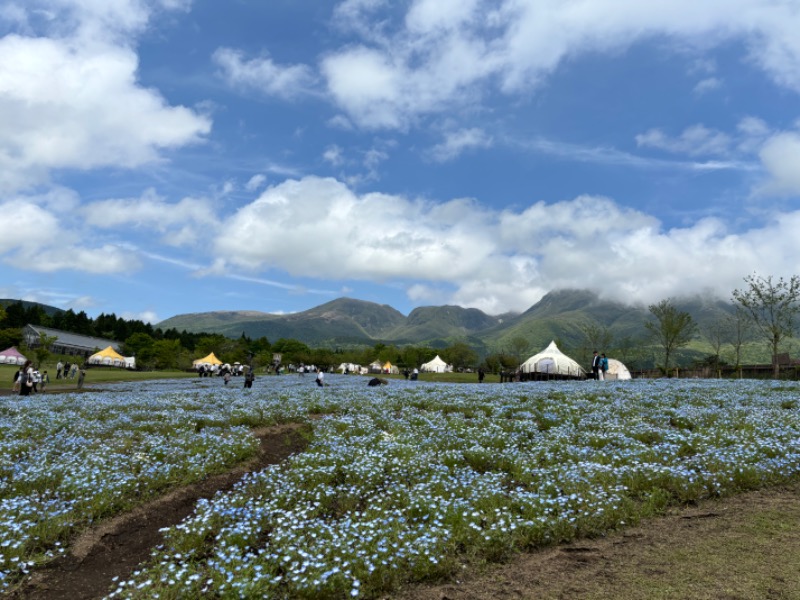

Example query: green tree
[34,333,58,367]
[507,336,531,369]
[441,342,479,371]
[644,299,696,373]
[123,332,155,358]
[732,273,800,378]
[0,328,23,350]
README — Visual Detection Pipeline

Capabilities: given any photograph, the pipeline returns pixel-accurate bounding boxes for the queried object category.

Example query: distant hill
[158,298,406,346]
[158,290,747,362]
[0,299,64,317]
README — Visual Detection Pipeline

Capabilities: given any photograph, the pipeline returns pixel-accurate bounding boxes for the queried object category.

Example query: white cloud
[209,175,800,313]
[0,34,211,192]
[212,47,316,99]
[246,174,267,192]
[757,132,800,195]
[120,310,159,324]
[693,77,721,95]
[323,145,345,166]
[82,189,219,245]
[316,1,800,130]
[636,124,732,157]
[428,128,493,162]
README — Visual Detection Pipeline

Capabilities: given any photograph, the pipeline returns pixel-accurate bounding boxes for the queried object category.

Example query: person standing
[591,351,601,380]
[600,353,609,381]
[18,360,34,396]
[77,369,86,389]
[315,370,324,387]
[41,370,50,392]
[56,361,64,379]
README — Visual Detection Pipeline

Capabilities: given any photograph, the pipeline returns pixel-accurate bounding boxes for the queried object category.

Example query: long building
[22,325,122,358]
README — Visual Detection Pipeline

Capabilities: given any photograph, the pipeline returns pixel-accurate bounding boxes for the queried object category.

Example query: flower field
[1,377,799,599]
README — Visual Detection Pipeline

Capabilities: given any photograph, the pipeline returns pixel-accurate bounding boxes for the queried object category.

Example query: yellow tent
[88,346,126,367]
[193,352,223,368]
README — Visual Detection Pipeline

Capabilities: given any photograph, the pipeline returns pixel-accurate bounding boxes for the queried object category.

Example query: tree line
[1,273,799,377]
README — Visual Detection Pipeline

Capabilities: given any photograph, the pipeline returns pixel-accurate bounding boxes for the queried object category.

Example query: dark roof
[24,325,121,352]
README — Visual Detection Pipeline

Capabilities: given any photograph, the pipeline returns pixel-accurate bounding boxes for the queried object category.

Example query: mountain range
[157,289,739,355]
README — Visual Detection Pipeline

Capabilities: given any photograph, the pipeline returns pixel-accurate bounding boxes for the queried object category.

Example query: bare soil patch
[7,423,311,600]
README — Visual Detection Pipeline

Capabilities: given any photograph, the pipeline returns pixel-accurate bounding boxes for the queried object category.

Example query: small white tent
[521,341,585,378]
[605,358,632,380]
[420,355,451,373]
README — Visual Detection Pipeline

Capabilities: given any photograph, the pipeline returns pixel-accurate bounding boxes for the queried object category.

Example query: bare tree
[724,307,752,370]
[732,273,800,378]
[644,299,696,374]
[578,321,613,365]
[703,319,727,367]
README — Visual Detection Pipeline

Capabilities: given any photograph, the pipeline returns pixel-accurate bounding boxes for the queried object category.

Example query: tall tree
[732,273,800,378]
[644,299,696,373]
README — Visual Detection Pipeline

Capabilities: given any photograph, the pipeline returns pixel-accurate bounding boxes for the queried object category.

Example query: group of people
[12,360,87,395]
[11,360,54,395]
[56,360,80,380]
[591,351,610,380]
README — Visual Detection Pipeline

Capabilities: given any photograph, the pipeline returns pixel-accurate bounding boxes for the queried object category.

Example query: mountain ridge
[156,290,738,351]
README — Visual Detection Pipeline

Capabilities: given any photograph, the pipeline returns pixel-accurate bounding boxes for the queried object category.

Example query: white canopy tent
[420,355,452,373]
[520,341,586,378]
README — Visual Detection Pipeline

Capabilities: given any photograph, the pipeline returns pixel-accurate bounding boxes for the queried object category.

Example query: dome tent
[520,341,585,379]
[605,358,632,380]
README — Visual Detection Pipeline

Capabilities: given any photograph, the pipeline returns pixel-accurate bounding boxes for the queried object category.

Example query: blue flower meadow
[2,376,799,598]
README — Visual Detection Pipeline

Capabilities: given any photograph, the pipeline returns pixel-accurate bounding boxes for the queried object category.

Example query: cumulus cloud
[212,48,316,99]
[82,189,219,245]
[0,10,211,193]
[209,176,800,313]
[315,1,800,130]
[757,132,800,195]
[0,199,139,273]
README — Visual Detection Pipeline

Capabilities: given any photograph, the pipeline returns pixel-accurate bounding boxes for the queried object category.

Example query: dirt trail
[8,423,311,600]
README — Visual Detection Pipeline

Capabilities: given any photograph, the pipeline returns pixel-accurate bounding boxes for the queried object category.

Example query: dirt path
[7,423,311,600]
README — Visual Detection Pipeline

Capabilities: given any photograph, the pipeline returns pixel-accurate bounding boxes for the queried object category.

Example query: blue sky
[2,0,800,324]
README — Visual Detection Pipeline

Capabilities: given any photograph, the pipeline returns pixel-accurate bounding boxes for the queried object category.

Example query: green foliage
[645,299,697,372]
[732,273,800,378]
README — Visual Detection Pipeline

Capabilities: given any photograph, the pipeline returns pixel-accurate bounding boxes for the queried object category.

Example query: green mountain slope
[158,289,747,363]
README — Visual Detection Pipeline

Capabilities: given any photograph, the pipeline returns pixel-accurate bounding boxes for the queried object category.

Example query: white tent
[420,355,451,373]
[520,341,586,378]
[338,362,360,373]
[605,358,632,380]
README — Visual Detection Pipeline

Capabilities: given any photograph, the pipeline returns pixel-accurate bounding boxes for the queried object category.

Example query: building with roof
[22,325,122,358]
